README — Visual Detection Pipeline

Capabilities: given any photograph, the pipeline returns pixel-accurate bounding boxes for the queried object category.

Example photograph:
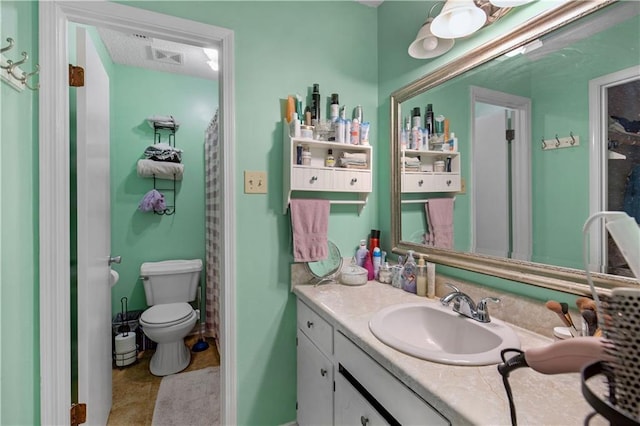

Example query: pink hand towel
[425,198,454,249]
[290,199,330,262]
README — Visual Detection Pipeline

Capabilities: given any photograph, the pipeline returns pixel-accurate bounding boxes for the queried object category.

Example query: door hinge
[296,401,298,410]
[70,403,87,426]
[69,64,85,87]
[506,128,515,142]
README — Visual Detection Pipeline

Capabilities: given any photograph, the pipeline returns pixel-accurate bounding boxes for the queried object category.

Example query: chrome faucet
[440,283,500,323]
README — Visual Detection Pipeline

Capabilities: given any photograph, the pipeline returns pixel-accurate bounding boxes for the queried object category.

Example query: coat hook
[570,131,576,145]
[541,138,546,149]
[0,37,14,54]
[6,51,29,77]
[23,64,40,91]
[555,134,561,147]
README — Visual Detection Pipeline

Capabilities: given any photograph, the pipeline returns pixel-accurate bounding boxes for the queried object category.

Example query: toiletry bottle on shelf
[450,132,458,152]
[411,107,421,129]
[372,247,382,279]
[290,112,301,138]
[425,104,434,136]
[350,118,360,145]
[311,83,321,124]
[330,93,339,122]
[356,240,368,267]
[325,149,335,167]
[416,255,427,297]
[401,250,417,294]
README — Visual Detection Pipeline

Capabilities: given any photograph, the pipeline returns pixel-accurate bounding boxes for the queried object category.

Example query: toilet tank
[140,259,203,305]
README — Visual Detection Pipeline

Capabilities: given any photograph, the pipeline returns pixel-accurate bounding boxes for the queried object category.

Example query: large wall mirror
[390,0,640,296]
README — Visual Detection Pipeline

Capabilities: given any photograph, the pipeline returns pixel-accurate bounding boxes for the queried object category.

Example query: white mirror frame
[39,2,236,424]
[390,0,635,297]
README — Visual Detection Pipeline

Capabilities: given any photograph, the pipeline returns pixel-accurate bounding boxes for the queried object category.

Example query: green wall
[109,65,217,315]
[3,0,622,425]
[0,2,40,425]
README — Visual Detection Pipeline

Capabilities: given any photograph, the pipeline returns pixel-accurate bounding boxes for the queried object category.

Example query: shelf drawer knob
[446,180,452,186]
[306,321,313,328]
[310,176,318,182]
[360,416,369,425]
[320,368,327,377]
[351,178,358,184]
[418,179,424,186]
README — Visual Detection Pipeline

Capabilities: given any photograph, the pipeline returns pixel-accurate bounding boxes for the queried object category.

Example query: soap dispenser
[401,250,417,294]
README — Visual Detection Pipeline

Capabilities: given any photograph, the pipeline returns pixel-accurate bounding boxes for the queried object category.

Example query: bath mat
[152,366,219,426]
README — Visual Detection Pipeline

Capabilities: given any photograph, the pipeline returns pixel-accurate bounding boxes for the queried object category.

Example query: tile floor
[107,335,220,425]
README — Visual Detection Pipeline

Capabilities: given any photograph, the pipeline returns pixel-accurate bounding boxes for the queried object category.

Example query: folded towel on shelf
[290,199,330,262]
[146,115,180,130]
[341,164,369,169]
[143,143,183,163]
[341,152,367,161]
[402,156,421,166]
[138,189,166,213]
[137,159,184,180]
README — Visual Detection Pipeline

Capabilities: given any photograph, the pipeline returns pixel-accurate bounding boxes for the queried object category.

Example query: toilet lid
[141,303,193,325]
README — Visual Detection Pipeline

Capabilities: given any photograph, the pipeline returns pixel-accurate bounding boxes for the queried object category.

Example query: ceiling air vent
[151,48,184,66]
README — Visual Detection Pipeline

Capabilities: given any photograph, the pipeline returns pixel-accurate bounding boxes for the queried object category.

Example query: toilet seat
[140,302,194,328]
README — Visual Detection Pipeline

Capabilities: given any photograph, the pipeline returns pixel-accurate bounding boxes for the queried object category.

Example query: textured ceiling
[97,27,218,81]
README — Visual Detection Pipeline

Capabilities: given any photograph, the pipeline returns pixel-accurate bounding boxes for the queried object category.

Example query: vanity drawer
[335,332,449,425]
[297,300,333,356]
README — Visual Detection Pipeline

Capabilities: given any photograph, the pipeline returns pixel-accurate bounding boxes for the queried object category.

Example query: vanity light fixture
[430,0,532,39]
[408,16,456,58]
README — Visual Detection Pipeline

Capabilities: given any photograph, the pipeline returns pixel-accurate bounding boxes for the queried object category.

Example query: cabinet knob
[446,180,452,186]
[320,368,327,377]
[310,176,318,182]
[360,415,369,425]
[306,321,313,328]
[418,179,424,186]
[351,178,358,184]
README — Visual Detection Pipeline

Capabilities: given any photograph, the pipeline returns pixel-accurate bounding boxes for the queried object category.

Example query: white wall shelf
[401,148,461,193]
[283,121,373,215]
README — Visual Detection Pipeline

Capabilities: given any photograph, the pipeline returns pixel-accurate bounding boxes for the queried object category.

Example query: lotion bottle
[355,240,368,267]
[401,250,417,294]
[416,255,427,297]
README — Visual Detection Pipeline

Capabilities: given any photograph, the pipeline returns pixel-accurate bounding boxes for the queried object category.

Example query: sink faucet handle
[444,283,460,293]
[476,297,501,322]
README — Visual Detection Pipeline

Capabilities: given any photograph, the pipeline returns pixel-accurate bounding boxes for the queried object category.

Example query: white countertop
[294,281,605,426]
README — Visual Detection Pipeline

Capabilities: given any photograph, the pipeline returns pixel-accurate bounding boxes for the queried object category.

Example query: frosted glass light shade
[431,0,487,39]
[489,0,535,7]
[408,19,455,59]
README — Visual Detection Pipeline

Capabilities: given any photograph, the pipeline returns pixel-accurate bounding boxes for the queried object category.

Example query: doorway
[588,66,640,275]
[470,86,532,261]
[39,2,236,425]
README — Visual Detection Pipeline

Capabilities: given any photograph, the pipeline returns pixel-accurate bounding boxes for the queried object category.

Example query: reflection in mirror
[391,1,640,295]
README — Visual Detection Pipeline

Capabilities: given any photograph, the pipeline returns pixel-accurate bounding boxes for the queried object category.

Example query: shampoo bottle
[355,240,368,267]
[450,132,458,152]
[416,255,427,297]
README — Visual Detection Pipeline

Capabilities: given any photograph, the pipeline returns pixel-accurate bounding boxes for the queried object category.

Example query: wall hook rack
[541,132,580,151]
[1,37,39,91]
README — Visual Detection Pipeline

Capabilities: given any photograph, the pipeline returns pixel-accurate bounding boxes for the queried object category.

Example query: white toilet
[139,259,202,376]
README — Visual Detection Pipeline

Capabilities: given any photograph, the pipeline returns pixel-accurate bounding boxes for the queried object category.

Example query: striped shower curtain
[204,109,220,341]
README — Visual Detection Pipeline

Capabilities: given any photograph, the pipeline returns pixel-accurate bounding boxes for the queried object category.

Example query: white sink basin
[369,302,521,365]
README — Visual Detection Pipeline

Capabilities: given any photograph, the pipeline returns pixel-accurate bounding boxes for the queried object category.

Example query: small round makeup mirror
[305,241,343,285]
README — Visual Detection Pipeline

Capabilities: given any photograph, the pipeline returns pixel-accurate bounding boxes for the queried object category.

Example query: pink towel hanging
[425,198,454,249]
[290,199,330,262]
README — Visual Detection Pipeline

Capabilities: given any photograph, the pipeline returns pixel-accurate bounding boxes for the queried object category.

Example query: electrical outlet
[244,171,267,194]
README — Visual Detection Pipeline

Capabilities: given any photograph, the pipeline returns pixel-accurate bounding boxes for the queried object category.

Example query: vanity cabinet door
[335,373,388,426]
[297,329,333,426]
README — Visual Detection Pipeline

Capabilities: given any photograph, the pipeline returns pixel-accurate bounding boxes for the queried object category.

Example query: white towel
[137,159,184,180]
[341,152,367,161]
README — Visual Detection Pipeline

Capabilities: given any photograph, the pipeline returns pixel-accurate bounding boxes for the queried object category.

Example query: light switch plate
[244,170,267,194]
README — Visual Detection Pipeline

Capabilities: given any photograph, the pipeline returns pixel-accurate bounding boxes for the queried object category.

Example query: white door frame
[470,86,532,261]
[588,65,640,272]
[38,2,237,424]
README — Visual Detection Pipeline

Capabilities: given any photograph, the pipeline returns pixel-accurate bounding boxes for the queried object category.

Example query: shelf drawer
[403,173,460,192]
[334,169,371,191]
[291,167,333,190]
[297,300,333,356]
